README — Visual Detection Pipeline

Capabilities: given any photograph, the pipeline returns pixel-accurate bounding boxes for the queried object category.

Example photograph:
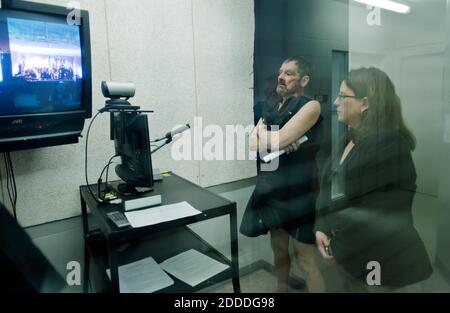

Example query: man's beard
[276,84,289,97]
[277,83,301,98]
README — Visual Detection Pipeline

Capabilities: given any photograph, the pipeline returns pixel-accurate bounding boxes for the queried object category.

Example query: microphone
[164,124,190,143]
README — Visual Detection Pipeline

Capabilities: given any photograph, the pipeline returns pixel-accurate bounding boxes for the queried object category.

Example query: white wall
[436,0,450,275]
[0,0,255,226]
[347,2,447,265]
[349,0,446,197]
[393,0,446,197]
[192,0,256,187]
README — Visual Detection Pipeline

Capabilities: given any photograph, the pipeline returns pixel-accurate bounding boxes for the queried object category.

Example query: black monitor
[112,111,153,195]
[0,0,92,152]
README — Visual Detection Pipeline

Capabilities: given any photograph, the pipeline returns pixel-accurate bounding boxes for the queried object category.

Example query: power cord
[84,111,105,203]
[8,154,17,221]
[3,152,17,222]
[97,154,119,201]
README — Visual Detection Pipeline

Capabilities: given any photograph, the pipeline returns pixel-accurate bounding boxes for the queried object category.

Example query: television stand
[79,173,240,293]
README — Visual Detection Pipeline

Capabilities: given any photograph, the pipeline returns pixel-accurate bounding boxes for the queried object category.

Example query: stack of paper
[106,256,173,293]
[124,201,201,228]
[160,249,230,287]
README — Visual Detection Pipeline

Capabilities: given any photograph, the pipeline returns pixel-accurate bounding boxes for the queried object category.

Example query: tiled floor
[208,269,307,293]
[207,265,450,293]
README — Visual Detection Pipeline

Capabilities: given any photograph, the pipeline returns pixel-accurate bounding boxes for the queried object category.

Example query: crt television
[0,0,92,152]
[112,111,154,195]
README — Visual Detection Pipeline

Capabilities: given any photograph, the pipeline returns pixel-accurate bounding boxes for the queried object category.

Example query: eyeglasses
[336,93,359,100]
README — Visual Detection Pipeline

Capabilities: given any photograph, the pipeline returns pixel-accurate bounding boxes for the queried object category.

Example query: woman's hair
[345,67,416,150]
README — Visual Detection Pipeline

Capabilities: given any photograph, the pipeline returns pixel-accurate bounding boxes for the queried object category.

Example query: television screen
[0,10,83,116]
[0,55,3,82]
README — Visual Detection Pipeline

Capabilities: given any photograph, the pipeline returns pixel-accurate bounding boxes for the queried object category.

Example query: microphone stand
[151,141,168,154]
[151,124,190,155]
[151,136,174,154]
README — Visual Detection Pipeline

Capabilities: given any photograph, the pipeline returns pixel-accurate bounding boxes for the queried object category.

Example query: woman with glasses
[314,67,432,292]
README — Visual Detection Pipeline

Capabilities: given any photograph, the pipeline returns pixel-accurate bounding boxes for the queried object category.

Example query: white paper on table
[106,256,173,293]
[160,249,229,287]
[124,201,201,228]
